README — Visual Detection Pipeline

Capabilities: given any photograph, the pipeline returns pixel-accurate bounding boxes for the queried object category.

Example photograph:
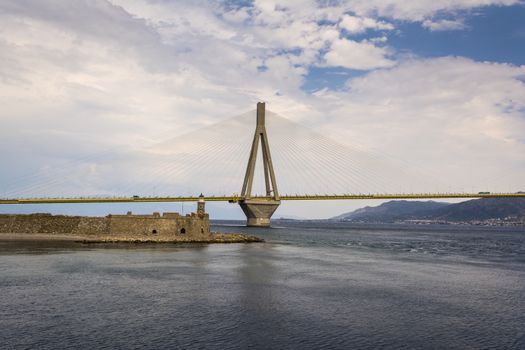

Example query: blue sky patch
[389,5,525,65]
[300,4,525,92]
[302,67,367,92]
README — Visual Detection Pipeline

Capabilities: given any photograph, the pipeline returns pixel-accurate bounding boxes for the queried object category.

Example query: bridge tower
[239,102,280,227]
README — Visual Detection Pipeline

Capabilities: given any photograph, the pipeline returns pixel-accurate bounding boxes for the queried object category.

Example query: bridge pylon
[239,102,280,227]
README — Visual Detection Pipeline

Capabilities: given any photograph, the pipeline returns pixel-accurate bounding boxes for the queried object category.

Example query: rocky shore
[0,232,264,245]
[77,232,264,244]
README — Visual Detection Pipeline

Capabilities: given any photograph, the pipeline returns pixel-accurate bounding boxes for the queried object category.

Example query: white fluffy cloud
[347,0,521,21]
[324,38,395,70]
[314,57,525,193]
[339,15,394,34]
[422,19,466,31]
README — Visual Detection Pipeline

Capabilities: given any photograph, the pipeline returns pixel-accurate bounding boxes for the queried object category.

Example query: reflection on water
[1,222,525,349]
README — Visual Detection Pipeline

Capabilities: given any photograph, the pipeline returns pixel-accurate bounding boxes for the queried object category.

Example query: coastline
[0,232,264,245]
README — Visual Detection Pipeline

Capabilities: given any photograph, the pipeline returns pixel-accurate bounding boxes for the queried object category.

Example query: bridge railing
[1,192,525,204]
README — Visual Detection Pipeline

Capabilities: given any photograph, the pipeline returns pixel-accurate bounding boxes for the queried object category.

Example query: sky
[1,0,525,219]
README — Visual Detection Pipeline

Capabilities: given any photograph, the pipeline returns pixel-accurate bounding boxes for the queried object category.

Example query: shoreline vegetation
[0,232,264,245]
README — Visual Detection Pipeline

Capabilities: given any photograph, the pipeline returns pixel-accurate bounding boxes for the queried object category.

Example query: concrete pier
[239,198,281,227]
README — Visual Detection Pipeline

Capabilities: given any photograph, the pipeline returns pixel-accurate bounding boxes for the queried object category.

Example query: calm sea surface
[1,221,525,349]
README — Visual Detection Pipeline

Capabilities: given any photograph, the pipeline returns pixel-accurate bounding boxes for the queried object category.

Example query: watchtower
[197,193,206,218]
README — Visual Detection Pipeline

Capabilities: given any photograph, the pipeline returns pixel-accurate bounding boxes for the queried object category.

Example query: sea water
[1,222,524,349]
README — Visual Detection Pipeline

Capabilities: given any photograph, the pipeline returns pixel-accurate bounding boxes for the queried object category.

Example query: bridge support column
[239,198,281,227]
[239,102,280,227]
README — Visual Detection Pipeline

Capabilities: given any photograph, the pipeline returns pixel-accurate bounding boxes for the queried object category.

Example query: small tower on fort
[197,193,206,218]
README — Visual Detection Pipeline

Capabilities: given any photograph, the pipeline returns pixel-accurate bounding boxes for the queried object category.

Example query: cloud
[347,0,521,21]
[313,57,525,193]
[324,38,396,70]
[422,19,466,31]
[339,15,394,34]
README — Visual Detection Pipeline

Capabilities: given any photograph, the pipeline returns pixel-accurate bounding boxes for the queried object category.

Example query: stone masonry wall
[107,212,210,240]
[0,211,210,240]
[0,214,90,234]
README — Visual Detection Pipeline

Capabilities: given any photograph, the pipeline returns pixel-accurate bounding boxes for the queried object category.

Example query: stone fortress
[0,196,221,242]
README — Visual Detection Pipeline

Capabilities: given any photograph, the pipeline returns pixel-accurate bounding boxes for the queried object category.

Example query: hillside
[332,198,525,223]
[431,197,525,221]
[331,200,449,222]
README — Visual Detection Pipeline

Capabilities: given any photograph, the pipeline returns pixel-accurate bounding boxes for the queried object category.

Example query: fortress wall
[109,216,179,238]
[0,215,14,233]
[0,215,15,232]
[0,212,210,240]
[0,214,80,234]
[73,217,109,236]
[38,215,82,233]
[108,213,211,239]
[176,214,211,240]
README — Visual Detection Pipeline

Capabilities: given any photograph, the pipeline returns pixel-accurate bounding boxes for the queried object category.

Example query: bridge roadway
[1,193,524,205]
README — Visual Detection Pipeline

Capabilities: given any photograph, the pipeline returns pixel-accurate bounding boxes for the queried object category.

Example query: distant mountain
[331,200,449,222]
[332,198,525,223]
[431,197,525,221]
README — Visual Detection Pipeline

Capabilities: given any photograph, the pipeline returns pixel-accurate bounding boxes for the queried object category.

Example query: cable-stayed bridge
[1,103,524,226]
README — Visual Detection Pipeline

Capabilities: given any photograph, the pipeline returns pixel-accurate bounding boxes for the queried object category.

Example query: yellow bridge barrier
[1,193,524,205]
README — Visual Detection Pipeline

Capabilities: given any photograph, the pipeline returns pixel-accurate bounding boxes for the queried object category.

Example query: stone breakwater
[0,213,263,244]
[77,233,263,244]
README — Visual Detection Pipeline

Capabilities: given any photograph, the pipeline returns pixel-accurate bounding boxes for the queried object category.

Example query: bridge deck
[1,193,524,204]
